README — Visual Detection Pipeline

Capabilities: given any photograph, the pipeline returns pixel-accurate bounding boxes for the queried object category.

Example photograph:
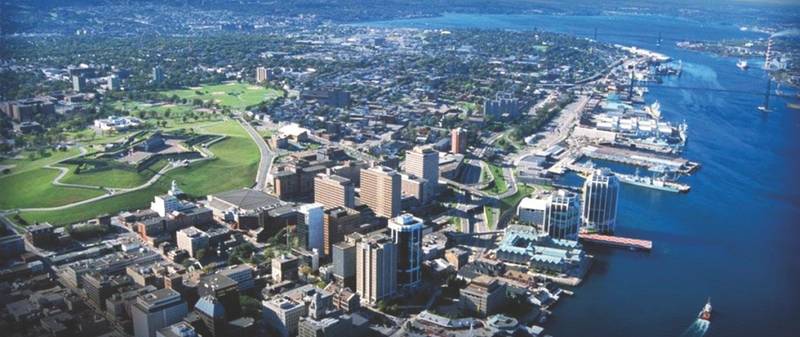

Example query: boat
[644,101,662,120]
[737,59,748,70]
[617,169,690,193]
[698,298,712,321]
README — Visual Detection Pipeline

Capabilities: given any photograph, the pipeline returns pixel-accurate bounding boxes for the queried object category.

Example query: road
[237,118,274,191]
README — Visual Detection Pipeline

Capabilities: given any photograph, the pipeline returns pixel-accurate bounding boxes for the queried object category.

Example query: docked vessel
[737,59,748,70]
[698,298,712,321]
[617,169,690,193]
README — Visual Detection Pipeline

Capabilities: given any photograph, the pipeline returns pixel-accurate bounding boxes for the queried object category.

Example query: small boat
[737,59,748,70]
[698,298,712,321]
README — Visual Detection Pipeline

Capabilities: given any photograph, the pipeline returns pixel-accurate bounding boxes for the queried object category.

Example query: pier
[579,233,653,251]
[581,145,700,174]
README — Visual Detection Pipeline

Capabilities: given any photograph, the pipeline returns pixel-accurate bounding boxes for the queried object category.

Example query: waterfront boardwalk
[579,233,653,251]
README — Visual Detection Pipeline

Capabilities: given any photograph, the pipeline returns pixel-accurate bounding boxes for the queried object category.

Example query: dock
[581,145,699,174]
[579,233,653,251]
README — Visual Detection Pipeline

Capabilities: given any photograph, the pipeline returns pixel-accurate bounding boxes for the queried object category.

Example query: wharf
[581,145,700,174]
[579,233,653,251]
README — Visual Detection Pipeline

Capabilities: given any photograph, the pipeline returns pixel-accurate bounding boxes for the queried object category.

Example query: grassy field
[484,163,509,195]
[56,159,168,189]
[18,120,259,225]
[0,168,105,209]
[162,82,283,110]
[0,148,81,177]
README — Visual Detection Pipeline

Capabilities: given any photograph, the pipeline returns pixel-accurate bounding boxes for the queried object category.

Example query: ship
[698,298,712,321]
[737,59,748,70]
[617,169,690,193]
[644,101,662,120]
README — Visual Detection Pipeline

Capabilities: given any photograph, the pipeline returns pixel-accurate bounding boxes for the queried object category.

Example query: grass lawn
[0,148,80,177]
[56,159,168,189]
[162,82,283,110]
[484,163,509,195]
[0,168,105,209]
[18,120,259,225]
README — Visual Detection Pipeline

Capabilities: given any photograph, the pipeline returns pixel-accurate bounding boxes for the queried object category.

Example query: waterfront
[365,13,800,337]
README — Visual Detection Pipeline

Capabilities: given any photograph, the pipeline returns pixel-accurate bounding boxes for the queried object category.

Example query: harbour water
[364,12,800,337]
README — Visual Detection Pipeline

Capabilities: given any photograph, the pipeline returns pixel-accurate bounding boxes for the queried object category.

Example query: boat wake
[679,319,710,337]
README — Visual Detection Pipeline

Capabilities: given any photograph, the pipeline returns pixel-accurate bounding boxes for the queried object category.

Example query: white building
[581,169,620,234]
[543,190,581,240]
[175,227,209,258]
[298,203,324,253]
[151,195,181,217]
[218,264,256,292]
[262,296,306,337]
[132,289,187,337]
[517,195,547,228]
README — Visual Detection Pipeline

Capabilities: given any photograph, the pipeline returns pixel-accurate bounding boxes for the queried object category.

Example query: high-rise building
[314,174,355,209]
[388,214,423,288]
[322,207,362,256]
[298,203,324,252]
[132,288,188,337]
[332,241,356,288]
[194,295,227,337]
[544,190,581,240]
[404,146,439,204]
[581,169,620,234]
[198,274,241,319]
[356,232,397,305]
[256,67,270,83]
[360,166,401,218]
[152,66,164,84]
[451,128,467,154]
[72,75,87,93]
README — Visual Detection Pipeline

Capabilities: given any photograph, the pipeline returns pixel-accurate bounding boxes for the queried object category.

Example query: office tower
[360,166,401,218]
[314,174,355,209]
[198,274,241,319]
[388,214,423,288]
[356,233,397,305]
[404,146,439,204]
[322,207,362,256]
[194,295,227,337]
[298,203,324,252]
[256,67,270,83]
[72,75,87,92]
[451,128,467,154]
[332,241,356,287]
[581,169,620,234]
[544,190,581,240]
[152,66,164,83]
[132,288,188,337]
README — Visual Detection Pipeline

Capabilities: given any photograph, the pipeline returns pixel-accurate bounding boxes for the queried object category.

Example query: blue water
[363,13,800,337]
